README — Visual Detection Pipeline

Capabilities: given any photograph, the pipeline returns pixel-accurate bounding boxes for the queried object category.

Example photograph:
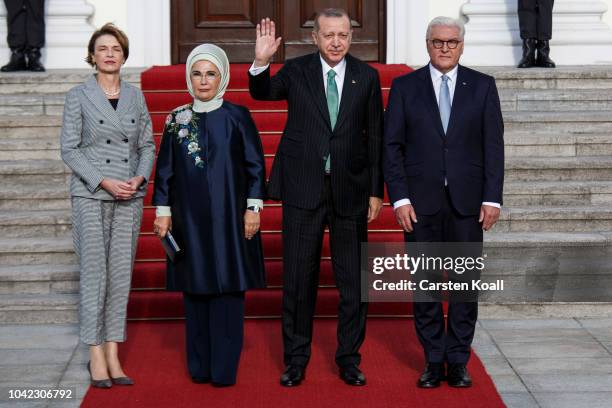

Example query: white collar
[320,55,346,77]
[429,63,458,83]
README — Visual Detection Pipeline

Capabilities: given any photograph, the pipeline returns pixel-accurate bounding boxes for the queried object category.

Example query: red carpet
[81,319,505,408]
[83,65,505,407]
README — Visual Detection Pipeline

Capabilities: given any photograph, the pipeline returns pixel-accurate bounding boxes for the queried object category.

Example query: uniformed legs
[2,0,46,72]
[72,197,143,345]
[183,292,245,386]
[518,0,555,68]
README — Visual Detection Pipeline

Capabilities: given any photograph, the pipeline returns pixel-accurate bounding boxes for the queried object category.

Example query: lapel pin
[352,79,357,84]
[462,82,467,86]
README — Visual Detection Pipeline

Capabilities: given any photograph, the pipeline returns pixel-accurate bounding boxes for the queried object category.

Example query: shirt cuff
[482,202,501,209]
[156,206,172,217]
[393,198,411,210]
[249,62,269,76]
[247,198,264,209]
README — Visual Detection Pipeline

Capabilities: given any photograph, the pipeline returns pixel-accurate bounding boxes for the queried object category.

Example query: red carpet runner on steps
[80,64,505,407]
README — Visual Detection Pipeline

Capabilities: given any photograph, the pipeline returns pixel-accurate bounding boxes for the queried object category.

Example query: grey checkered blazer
[60,75,155,199]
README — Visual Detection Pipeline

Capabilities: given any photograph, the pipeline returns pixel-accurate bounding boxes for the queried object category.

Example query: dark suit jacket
[249,52,384,216]
[383,64,504,216]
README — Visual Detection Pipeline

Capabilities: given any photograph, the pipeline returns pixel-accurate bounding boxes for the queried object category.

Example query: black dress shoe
[1,48,27,72]
[517,38,537,68]
[417,363,444,388]
[26,48,45,72]
[447,363,472,388]
[280,365,305,387]
[191,376,211,384]
[339,364,366,386]
[536,40,556,68]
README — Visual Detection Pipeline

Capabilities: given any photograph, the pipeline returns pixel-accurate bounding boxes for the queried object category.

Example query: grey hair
[426,16,465,40]
[313,8,351,32]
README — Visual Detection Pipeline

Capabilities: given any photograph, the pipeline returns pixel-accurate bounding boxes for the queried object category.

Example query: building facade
[1,0,612,69]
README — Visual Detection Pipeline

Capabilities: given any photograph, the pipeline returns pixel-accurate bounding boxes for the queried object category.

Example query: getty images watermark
[361,242,501,303]
[361,242,612,303]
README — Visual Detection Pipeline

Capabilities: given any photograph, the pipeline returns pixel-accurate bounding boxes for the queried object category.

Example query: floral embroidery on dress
[165,104,204,168]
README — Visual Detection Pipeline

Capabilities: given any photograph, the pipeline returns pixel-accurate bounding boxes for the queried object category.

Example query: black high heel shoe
[87,362,112,389]
[110,374,134,385]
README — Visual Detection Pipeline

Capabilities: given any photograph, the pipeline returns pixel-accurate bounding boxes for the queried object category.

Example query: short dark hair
[86,23,129,67]
[313,8,351,32]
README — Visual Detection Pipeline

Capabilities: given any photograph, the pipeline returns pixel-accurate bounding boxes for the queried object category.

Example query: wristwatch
[247,205,261,213]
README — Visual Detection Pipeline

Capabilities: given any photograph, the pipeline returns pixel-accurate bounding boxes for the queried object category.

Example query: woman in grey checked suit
[60,23,155,388]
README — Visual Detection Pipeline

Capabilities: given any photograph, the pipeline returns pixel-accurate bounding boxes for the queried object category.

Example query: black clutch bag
[160,231,182,262]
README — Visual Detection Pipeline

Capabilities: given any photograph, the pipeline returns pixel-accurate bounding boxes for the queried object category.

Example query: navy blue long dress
[152,101,266,385]
[153,101,266,294]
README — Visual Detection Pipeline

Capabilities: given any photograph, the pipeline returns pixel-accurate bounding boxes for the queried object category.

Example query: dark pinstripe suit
[249,53,384,368]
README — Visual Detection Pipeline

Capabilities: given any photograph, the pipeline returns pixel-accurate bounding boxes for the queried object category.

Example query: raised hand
[255,18,282,67]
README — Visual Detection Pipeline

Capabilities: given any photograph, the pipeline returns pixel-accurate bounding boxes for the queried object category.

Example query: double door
[171,0,386,63]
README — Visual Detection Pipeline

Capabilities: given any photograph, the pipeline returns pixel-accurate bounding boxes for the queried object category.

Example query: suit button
[131,119,135,123]
[444,148,449,153]
[123,138,128,143]
[100,120,104,124]
[123,159,128,163]
[106,140,111,144]
[106,159,110,163]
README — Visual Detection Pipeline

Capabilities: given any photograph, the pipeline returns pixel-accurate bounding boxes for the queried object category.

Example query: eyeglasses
[191,71,220,82]
[428,39,462,49]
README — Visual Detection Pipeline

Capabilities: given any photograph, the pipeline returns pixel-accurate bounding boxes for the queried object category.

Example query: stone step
[3,129,611,160]
[0,181,70,210]
[0,264,78,295]
[5,203,612,238]
[2,86,612,116]
[0,69,142,95]
[500,89,612,112]
[0,293,78,324]
[496,206,612,233]
[505,156,612,181]
[504,132,612,157]
[479,66,612,90]
[0,210,72,238]
[0,94,65,116]
[503,181,612,206]
[0,115,62,139]
[504,111,612,133]
[0,159,70,184]
[0,236,76,266]
[0,136,62,160]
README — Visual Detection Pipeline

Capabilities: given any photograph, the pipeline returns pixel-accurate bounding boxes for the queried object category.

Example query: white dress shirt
[392,63,500,211]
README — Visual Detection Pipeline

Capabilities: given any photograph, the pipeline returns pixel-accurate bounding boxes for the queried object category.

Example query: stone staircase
[0,69,141,323]
[1,66,612,323]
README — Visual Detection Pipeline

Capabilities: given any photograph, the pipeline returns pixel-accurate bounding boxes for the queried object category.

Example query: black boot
[536,40,556,68]
[1,48,27,72]
[517,38,537,68]
[26,48,46,72]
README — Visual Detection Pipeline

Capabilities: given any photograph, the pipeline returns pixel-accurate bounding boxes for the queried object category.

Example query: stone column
[0,0,95,69]
[461,0,612,66]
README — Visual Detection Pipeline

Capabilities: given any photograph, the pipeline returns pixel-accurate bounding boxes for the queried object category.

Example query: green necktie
[325,69,338,173]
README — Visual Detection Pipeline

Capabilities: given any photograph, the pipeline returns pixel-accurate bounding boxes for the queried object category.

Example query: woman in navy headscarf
[152,44,266,386]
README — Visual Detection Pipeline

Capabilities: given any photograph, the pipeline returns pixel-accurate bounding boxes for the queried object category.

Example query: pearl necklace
[102,86,120,97]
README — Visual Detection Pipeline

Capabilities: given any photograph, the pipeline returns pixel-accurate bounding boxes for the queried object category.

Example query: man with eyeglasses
[517,0,556,68]
[383,17,504,389]
[248,8,384,388]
